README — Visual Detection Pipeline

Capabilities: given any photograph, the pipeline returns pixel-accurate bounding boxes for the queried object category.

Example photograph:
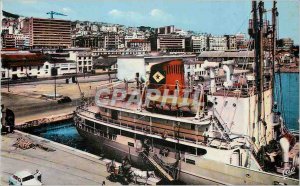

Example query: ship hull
[75,121,299,185]
[75,125,144,166]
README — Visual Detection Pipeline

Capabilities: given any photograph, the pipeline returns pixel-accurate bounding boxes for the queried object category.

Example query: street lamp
[51,66,58,99]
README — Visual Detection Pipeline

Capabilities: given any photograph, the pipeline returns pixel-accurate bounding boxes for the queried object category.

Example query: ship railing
[289,129,299,136]
[76,107,232,149]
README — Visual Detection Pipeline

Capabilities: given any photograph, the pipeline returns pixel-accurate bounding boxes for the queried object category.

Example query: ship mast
[252,1,264,122]
[258,1,265,122]
[271,1,278,104]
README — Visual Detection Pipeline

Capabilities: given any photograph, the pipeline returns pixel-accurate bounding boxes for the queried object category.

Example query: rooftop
[198,50,254,58]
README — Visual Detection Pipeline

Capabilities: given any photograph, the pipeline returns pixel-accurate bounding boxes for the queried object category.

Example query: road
[2,73,117,86]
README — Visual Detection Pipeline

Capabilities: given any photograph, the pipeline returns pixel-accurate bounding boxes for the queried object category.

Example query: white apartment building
[68,51,93,73]
[208,36,228,51]
[124,32,145,47]
[127,39,151,52]
[191,35,208,53]
[157,35,185,52]
[100,25,118,32]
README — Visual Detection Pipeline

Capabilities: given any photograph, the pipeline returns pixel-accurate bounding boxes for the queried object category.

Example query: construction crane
[46,11,67,19]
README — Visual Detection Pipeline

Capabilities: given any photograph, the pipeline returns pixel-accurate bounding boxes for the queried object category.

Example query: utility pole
[54,74,57,100]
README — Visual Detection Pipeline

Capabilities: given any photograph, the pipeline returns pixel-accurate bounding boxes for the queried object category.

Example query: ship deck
[94,99,212,125]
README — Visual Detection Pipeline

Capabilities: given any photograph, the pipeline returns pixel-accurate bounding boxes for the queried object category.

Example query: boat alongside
[73,1,299,185]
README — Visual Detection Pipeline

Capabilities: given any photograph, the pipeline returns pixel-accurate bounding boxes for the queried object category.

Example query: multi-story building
[15,34,30,49]
[190,35,208,53]
[277,38,294,51]
[155,25,175,34]
[156,34,185,52]
[100,25,118,32]
[124,32,145,47]
[127,39,151,52]
[29,17,71,48]
[3,34,16,48]
[68,51,93,73]
[72,35,105,48]
[236,33,247,50]
[225,35,237,51]
[104,32,120,50]
[208,35,227,51]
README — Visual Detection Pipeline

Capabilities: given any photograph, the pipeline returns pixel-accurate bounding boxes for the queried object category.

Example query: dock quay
[1,131,120,185]
[15,112,74,130]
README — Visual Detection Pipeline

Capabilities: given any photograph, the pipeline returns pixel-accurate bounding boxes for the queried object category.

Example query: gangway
[139,152,175,182]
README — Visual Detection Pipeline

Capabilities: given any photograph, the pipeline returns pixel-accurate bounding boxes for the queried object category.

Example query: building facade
[68,51,93,73]
[29,17,71,48]
[127,39,151,52]
[225,35,237,51]
[208,36,227,51]
[190,35,208,53]
[157,35,185,52]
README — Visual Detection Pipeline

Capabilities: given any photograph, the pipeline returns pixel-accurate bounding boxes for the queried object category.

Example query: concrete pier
[1,131,120,185]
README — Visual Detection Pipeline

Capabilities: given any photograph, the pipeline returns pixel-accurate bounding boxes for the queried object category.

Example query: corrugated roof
[198,50,254,58]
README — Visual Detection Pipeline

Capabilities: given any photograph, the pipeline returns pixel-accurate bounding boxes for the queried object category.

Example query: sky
[3,0,300,44]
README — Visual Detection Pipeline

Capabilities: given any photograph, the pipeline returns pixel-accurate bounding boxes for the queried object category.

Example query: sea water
[275,73,299,130]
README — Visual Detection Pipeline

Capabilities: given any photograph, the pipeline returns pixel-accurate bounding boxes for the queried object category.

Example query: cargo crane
[46,11,67,19]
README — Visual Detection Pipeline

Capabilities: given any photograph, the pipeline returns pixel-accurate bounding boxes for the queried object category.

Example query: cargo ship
[74,1,299,184]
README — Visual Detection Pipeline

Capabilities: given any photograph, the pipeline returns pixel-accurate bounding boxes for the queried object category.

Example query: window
[191,124,195,130]
[22,175,34,182]
[78,62,82,65]
[128,142,134,147]
[21,67,23,71]
[12,67,17,71]
[2,72,5,78]
[185,159,195,165]
[38,66,40,70]
[197,148,207,156]
[29,66,31,70]
[45,65,49,69]
[79,57,81,60]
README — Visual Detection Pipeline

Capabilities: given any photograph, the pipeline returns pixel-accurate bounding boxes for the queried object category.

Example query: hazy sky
[3,0,299,43]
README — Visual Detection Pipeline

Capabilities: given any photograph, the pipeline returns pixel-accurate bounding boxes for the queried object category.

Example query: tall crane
[46,11,67,19]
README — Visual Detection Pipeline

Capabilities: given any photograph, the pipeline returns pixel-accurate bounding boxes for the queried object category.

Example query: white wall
[117,58,146,81]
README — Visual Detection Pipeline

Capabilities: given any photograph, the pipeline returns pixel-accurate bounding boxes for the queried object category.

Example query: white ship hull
[74,117,299,185]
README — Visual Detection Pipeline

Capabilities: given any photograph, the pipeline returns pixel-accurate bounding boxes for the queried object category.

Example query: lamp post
[7,68,10,92]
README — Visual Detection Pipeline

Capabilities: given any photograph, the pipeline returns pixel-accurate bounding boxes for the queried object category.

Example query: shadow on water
[30,122,100,155]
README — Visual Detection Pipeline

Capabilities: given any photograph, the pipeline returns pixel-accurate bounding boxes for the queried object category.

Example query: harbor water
[275,73,299,130]
[29,73,299,157]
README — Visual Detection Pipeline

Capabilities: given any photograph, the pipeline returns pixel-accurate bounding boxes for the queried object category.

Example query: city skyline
[3,0,300,44]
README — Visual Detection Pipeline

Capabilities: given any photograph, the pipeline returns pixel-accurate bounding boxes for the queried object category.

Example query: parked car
[9,170,42,185]
[57,96,72,104]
